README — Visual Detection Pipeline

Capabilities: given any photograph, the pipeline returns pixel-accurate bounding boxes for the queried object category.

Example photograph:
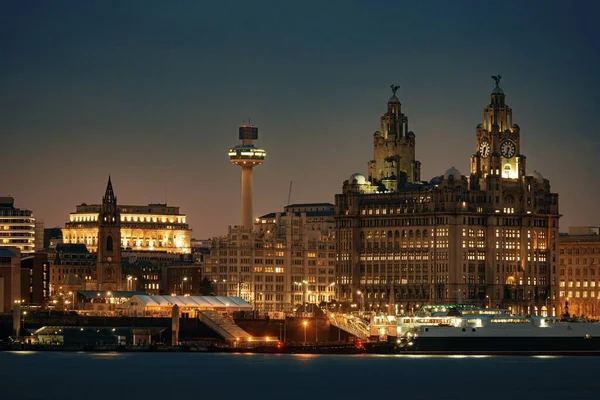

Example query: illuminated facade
[336,79,560,315]
[204,203,337,312]
[62,204,191,254]
[557,227,600,319]
[0,197,35,254]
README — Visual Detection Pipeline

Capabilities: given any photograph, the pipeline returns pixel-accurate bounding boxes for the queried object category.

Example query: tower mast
[228,123,266,230]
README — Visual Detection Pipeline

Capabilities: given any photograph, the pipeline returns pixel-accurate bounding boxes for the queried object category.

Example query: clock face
[107,257,112,262]
[479,139,490,158]
[500,140,516,158]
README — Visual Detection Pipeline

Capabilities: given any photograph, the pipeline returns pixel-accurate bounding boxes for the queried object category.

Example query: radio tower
[228,124,266,230]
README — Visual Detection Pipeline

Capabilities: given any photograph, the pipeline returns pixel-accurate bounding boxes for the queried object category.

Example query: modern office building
[557,227,600,318]
[0,197,35,255]
[20,252,49,305]
[335,78,560,315]
[204,203,337,312]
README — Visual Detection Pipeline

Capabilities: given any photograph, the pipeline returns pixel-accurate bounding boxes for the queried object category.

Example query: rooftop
[259,210,335,219]
[78,290,146,299]
[285,203,334,208]
[55,243,90,254]
[0,248,16,257]
[127,295,252,309]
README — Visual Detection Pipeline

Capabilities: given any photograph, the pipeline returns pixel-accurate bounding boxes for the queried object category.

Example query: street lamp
[486,295,491,309]
[357,290,364,313]
[22,311,27,335]
[302,280,309,315]
[181,277,188,295]
[107,291,113,312]
[302,320,308,345]
[68,291,75,311]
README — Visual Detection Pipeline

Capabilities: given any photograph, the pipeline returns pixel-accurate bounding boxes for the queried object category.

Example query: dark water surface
[2,352,600,400]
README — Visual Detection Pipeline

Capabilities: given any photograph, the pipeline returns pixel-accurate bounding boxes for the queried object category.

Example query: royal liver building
[335,77,560,315]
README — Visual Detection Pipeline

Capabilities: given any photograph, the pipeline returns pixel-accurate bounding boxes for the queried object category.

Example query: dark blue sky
[1,0,599,237]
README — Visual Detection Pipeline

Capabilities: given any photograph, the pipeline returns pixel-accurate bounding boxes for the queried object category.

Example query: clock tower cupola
[470,76,526,187]
[96,176,122,291]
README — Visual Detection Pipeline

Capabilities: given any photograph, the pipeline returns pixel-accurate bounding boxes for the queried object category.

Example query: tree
[199,277,215,296]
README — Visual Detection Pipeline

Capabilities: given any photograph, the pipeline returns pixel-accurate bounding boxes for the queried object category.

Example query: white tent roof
[126,295,252,310]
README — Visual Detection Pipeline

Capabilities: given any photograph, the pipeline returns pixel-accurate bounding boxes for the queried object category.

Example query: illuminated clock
[479,139,490,158]
[107,257,112,262]
[500,140,516,158]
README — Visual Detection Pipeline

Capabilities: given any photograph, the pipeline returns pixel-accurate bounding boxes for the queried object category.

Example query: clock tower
[470,75,527,186]
[96,176,122,291]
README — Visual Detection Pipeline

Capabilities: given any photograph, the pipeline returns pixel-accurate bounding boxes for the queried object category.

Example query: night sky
[1,1,599,238]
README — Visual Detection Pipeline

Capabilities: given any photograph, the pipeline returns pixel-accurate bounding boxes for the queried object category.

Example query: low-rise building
[0,247,21,312]
[48,244,95,295]
[557,227,600,318]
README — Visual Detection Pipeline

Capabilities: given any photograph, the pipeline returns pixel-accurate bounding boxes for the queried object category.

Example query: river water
[1,352,599,400]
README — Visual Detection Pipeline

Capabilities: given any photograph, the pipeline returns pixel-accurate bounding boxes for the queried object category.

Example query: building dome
[429,176,441,185]
[349,173,367,185]
[444,167,462,180]
[492,86,504,95]
[388,94,400,104]
[476,123,483,129]
[530,170,544,182]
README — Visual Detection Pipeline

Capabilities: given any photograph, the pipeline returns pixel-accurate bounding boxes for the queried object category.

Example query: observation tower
[228,125,266,230]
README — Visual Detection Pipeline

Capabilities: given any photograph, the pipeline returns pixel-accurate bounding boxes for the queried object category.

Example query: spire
[100,176,119,226]
[103,175,116,204]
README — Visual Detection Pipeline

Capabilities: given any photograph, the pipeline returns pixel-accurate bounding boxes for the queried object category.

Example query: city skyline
[2,1,599,238]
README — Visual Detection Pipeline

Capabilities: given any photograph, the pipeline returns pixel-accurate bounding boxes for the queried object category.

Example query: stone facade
[62,204,191,254]
[204,204,337,312]
[557,227,600,318]
[336,80,560,316]
[367,87,421,191]
[95,177,122,291]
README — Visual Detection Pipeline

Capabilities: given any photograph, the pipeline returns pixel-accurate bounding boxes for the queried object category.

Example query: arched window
[107,235,114,252]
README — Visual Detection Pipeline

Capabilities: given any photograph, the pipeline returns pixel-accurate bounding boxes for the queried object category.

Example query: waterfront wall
[0,314,354,344]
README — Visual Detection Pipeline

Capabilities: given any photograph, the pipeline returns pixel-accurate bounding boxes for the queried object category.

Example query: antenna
[287,181,293,206]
